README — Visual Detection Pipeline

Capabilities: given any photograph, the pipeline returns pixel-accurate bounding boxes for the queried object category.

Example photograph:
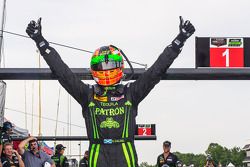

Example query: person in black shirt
[51,144,69,167]
[79,150,89,167]
[26,16,195,167]
[1,142,24,167]
[0,122,13,158]
[204,154,216,167]
[157,141,181,167]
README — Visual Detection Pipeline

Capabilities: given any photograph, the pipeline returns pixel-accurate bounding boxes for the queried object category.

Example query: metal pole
[1,68,250,80]
[38,50,42,136]
[0,0,6,66]
[12,135,157,141]
[54,87,61,143]
[24,81,27,129]
[78,142,81,162]
[31,81,34,135]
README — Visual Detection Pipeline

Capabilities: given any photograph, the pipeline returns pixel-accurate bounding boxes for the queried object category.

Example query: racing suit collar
[94,84,124,96]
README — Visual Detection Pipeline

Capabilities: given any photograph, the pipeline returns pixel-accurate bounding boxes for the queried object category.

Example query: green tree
[139,162,156,167]
[230,147,246,166]
[205,143,246,166]
[175,152,206,167]
[205,143,229,166]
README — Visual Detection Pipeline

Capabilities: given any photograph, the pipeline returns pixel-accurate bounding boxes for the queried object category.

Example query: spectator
[79,150,88,167]
[18,136,55,167]
[204,154,216,167]
[51,144,69,167]
[1,142,24,167]
[157,141,180,167]
[0,122,13,157]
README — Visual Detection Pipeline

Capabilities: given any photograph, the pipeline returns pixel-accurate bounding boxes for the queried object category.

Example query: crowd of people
[0,121,218,167]
[0,122,184,167]
[0,123,175,167]
[0,121,90,167]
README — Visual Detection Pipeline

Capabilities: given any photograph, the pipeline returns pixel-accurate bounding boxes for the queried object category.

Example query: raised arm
[129,16,195,105]
[18,136,35,155]
[26,18,90,108]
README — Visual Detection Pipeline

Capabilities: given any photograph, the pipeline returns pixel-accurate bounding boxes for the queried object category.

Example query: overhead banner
[0,81,6,127]
[195,37,250,68]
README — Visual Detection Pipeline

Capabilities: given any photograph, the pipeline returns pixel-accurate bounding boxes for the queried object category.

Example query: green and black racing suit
[39,44,179,167]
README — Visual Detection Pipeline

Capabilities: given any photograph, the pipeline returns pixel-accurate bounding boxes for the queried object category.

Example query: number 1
[222,49,229,67]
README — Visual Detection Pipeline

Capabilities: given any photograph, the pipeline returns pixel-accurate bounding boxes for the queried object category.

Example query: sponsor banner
[210,37,244,48]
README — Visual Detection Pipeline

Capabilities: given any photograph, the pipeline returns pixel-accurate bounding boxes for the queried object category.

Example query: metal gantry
[1,68,250,80]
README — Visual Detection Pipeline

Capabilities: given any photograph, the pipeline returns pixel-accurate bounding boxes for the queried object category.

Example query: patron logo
[228,38,242,47]
[110,95,124,101]
[211,38,227,47]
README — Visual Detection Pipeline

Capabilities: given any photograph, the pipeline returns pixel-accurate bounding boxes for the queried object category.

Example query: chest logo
[94,94,107,102]
[100,117,120,129]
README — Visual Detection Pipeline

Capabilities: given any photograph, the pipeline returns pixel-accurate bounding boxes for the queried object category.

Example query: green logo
[88,102,95,107]
[125,100,132,106]
[100,117,120,129]
[228,39,242,47]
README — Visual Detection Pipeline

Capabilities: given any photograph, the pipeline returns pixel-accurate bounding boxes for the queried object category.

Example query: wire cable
[0,30,147,68]
[1,30,93,53]
[5,107,85,129]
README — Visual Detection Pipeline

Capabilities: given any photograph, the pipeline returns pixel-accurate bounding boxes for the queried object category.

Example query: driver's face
[163,145,171,153]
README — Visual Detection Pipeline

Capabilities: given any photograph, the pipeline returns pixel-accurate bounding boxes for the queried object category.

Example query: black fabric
[1,155,19,167]
[51,154,68,167]
[40,43,179,167]
[244,38,250,67]
[0,132,12,145]
[156,152,179,167]
[195,37,210,67]
[79,157,88,167]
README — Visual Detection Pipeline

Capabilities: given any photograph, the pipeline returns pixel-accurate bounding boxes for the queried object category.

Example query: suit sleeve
[40,46,90,109]
[156,155,161,167]
[129,46,179,105]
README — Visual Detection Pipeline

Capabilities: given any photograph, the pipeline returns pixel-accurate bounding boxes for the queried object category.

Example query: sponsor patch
[228,38,242,47]
[103,139,113,144]
[211,38,227,47]
[110,95,124,101]
[94,94,107,102]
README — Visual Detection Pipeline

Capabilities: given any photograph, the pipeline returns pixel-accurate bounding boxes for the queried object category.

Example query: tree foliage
[139,162,156,167]
[139,143,246,167]
[205,143,246,166]
[174,152,206,167]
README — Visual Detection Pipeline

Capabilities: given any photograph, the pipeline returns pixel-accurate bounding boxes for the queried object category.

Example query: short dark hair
[163,141,171,147]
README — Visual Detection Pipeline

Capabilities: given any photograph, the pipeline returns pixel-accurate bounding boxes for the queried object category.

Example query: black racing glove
[171,16,195,52]
[26,18,49,54]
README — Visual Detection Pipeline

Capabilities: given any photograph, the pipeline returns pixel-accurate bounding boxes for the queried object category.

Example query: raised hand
[179,16,195,40]
[171,16,195,52]
[26,18,42,42]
